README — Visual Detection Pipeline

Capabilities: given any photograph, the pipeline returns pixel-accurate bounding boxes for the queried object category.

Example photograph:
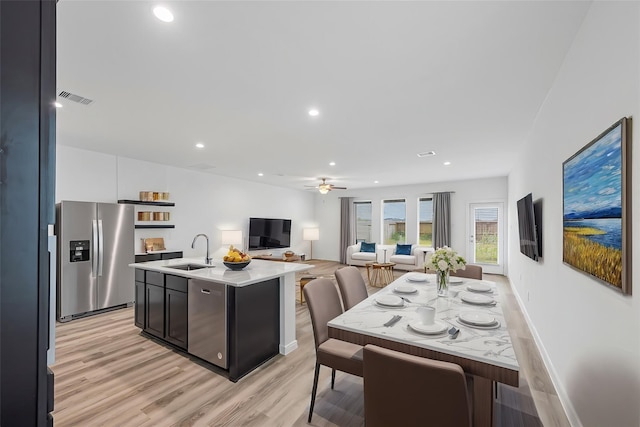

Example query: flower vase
[437,270,449,297]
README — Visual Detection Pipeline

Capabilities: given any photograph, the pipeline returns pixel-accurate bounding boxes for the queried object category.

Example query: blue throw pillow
[396,244,412,255]
[360,242,376,253]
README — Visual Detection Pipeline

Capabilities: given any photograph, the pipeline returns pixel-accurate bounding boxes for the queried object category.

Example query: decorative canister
[153,212,163,221]
[138,211,151,221]
[161,192,170,200]
[139,191,154,201]
[153,192,160,201]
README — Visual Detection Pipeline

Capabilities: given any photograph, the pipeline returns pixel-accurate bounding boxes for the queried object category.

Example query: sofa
[346,243,433,271]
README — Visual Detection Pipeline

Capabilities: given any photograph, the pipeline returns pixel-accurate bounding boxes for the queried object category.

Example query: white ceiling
[56,1,590,192]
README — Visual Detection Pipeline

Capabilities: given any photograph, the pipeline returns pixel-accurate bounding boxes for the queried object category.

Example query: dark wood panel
[165,274,187,293]
[135,254,161,263]
[134,281,145,329]
[145,284,165,338]
[164,289,187,349]
[228,278,280,382]
[145,270,164,287]
[161,251,183,260]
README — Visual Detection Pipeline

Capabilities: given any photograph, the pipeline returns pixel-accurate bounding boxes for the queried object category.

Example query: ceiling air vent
[58,90,94,106]
[189,163,216,170]
[416,151,436,158]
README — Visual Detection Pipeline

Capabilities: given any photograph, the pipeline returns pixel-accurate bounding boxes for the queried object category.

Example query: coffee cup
[417,306,436,325]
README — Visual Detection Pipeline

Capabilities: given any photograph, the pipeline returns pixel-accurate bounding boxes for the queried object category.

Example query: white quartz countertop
[130,257,312,287]
[328,273,520,372]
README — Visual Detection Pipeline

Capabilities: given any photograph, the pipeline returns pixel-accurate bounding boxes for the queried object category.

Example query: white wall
[507,3,640,426]
[314,176,508,263]
[56,145,316,258]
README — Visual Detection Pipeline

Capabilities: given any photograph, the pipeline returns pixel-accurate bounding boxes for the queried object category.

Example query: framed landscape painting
[563,117,632,294]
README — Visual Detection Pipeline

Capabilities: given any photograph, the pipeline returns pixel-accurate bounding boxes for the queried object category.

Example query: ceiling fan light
[318,185,330,194]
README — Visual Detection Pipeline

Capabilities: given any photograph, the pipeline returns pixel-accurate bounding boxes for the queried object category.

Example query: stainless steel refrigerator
[56,201,134,322]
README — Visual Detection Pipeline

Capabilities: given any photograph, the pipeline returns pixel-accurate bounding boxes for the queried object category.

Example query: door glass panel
[474,207,498,264]
[382,199,406,244]
[418,198,433,246]
[355,202,372,243]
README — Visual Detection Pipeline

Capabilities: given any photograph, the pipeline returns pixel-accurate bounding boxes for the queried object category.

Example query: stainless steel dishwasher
[188,279,227,369]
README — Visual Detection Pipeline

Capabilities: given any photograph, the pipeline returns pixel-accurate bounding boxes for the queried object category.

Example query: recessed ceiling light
[258,173,264,177]
[417,151,436,158]
[54,101,63,108]
[329,161,336,166]
[308,109,319,117]
[443,161,451,166]
[374,180,379,184]
[153,6,174,22]
[195,143,205,149]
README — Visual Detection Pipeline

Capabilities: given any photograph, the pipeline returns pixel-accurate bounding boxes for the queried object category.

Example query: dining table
[327,272,520,427]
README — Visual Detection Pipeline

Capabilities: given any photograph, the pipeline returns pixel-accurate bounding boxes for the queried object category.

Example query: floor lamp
[303,228,319,260]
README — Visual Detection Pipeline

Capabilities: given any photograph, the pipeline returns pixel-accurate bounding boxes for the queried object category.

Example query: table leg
[366,265,372,285]
[472,376,494,427]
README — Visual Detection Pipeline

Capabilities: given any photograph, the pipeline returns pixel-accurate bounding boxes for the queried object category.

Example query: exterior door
[467,202,504,275]
[96,203,134,309]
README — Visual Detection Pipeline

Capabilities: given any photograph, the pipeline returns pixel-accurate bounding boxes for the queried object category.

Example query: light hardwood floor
[52,260,569,426]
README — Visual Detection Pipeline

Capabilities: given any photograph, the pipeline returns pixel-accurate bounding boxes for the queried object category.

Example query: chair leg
[331,368,336,389]
[308,362,321,423]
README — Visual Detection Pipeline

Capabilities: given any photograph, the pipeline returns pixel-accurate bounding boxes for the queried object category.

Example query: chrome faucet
[191,233,212,265]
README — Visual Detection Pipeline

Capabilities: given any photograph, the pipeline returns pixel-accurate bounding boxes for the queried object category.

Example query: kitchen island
[131,257,311,381]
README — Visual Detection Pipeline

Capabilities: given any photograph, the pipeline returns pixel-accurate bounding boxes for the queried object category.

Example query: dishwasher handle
[201,289,211,294]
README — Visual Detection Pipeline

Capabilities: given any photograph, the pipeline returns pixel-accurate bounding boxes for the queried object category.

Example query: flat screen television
[516,193,542,261]
[248,217,292,250]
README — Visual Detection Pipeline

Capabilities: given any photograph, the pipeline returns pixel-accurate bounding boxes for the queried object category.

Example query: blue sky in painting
[563,124,622,219]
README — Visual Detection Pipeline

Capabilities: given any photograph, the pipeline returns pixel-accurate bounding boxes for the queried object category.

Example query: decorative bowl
[223,260,251,271]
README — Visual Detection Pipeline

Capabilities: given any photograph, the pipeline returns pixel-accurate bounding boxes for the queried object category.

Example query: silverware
[384,315,402,327]
[399,296,412,304]
[448,326,460,339]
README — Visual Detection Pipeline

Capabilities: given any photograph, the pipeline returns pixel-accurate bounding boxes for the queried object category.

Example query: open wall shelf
[118,199,175,207]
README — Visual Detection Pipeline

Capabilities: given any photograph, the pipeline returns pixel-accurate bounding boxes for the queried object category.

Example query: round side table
[365,262,396,287]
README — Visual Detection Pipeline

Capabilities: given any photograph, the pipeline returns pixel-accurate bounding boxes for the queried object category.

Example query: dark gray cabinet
[165,288,188,348]
[135,251,183,263]
[137,270,188,350]
[145,283,165,338]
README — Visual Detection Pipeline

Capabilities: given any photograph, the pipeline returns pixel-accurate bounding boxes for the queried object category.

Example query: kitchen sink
[166,264,214,271]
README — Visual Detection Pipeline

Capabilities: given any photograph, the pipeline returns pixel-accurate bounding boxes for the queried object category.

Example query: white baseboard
[280,340,298,355]
[509,277,582,427]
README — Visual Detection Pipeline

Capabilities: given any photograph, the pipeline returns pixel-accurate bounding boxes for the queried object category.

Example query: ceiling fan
[305,178,347,194]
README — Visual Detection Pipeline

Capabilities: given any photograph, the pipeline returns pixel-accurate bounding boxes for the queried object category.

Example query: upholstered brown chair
[450,264,483,280]
[303,278,363,422]
[335,266,369,310]
[363,345,471,427]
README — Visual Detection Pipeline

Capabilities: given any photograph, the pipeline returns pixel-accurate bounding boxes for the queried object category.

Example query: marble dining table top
[328,273,520,372]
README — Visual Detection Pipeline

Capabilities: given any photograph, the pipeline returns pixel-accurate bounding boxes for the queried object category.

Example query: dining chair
[363,344,471,427]
[303,278,364,422]
[334,266,369,310]
[451,264,483,280]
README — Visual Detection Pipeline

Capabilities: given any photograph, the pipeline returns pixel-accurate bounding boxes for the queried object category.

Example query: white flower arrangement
[428,246,467,274]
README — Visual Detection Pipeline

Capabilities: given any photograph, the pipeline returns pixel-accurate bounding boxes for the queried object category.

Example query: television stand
[253,254,304,262]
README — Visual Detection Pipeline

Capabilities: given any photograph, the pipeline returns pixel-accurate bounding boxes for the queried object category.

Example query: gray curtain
[339,197,355,264]
[432,192,451,249]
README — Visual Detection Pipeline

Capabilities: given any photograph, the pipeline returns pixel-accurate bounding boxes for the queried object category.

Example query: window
[382,199,406,244]
[418,197,433,246]
[354,202,372,243]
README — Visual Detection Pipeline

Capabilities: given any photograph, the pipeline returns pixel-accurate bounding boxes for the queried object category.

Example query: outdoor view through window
[419,198,433,246]
[383,200,406,244]
[474,207,499,264]
[355,202,372,243]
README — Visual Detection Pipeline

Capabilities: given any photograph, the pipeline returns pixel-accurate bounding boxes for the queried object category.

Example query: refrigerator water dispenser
[69,240,90,262]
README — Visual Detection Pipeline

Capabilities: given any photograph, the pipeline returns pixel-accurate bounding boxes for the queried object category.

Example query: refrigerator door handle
[91,220,98,277]
[97,220,104,277]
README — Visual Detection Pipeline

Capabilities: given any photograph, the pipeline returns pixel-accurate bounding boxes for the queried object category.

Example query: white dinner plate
[466,283,492,293]
[459,292,495,305]
[448,277,464,284]
[375,295,404,307]
[408,320,448,335]
[459,311,496,326]
[393,284,418,294]
[456,318,501,330]
[406,273,428,283]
